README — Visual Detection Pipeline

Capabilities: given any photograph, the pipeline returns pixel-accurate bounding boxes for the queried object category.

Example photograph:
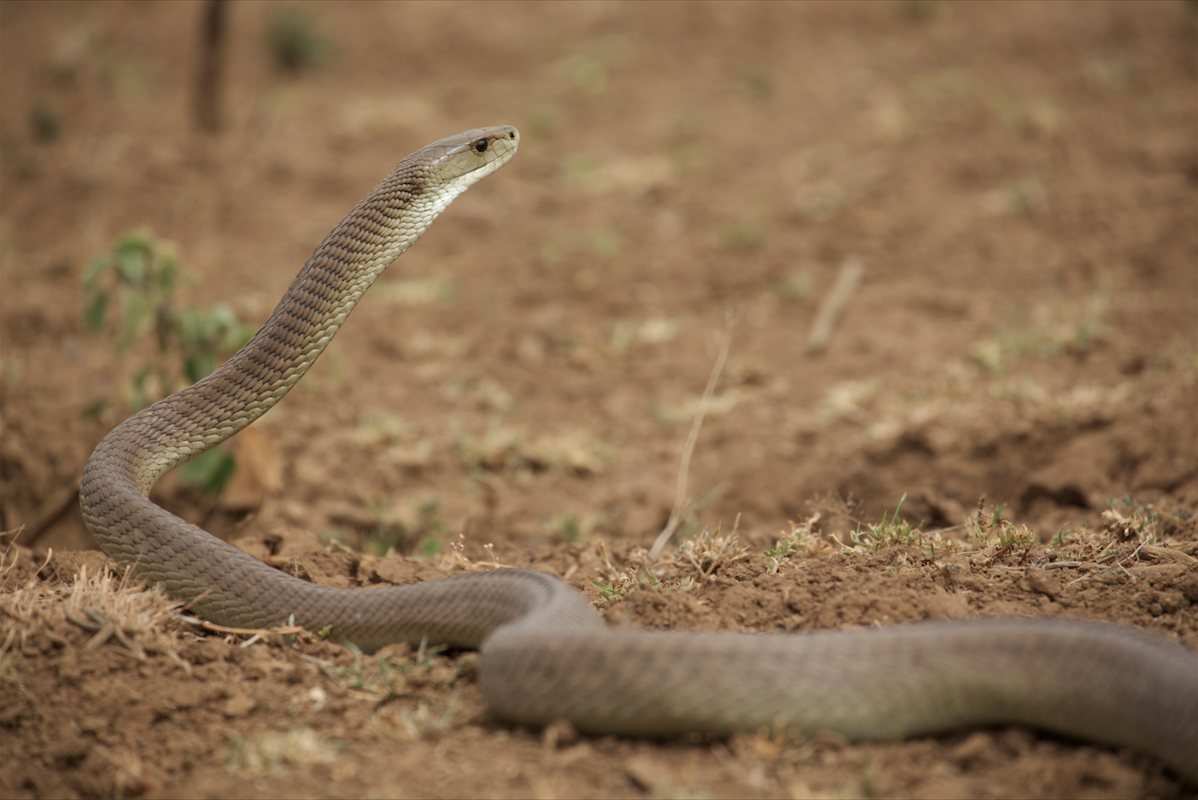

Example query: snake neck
[82,159,437,505]
[80,125,519,581]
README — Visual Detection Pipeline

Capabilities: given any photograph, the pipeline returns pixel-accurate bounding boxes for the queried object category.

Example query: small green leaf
[115,240,149,286]
[158,255,178,296]
[116,287,152,352]
[184,352,215,384]
[81,398,109,419]
[208,303,236,339]
[83,289,109,332]
[83,254,111,287]
[154,304,173,353]
[229,321,256,351]
[176,306,201,346]
[177,447,237,496]
[131,365,153,411]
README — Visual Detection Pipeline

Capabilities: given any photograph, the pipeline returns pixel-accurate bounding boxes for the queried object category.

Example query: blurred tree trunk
[193,0,226,133]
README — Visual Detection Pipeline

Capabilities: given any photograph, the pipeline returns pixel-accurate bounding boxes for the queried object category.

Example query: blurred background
[2,0,1195,560]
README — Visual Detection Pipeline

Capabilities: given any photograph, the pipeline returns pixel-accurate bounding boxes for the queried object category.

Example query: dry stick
[11,484,81,547]
[193,0,227,133]
[0,528,27,566]
[178,614,306,640]
[643,317,736,573]
[806,256,864,354]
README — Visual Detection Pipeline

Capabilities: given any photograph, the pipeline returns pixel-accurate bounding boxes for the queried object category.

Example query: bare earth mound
[2,2,1195,798]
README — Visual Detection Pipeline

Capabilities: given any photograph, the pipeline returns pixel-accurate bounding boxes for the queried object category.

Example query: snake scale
[80,126,1196,781]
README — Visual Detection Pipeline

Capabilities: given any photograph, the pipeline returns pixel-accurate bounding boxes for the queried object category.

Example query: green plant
[550,513,584,544]
[764,526,805,573]
[716,219,765,250]
[773,267,814,303]
[546,511,612,544]
[591,579,634,606]
[739,67,773,101]
[591,572,660,608]
[331,646,416,700]
[850,494,924,551]
[356,496,445,558]
[763,513,828,572]
[763,538,796,560]
[763,537,796,573]
[83,231,254,494]
[968,501,1035,549]
[415,537,442,559]
[265,7,330,74]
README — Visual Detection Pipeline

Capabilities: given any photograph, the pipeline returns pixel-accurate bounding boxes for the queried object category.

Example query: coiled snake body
[81,126,1197,781]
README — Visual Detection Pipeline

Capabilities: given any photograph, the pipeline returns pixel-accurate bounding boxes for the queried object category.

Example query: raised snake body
[80,126,1197,781]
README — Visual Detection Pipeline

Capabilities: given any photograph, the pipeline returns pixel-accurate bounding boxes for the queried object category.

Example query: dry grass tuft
[0,549,186,667]
[764,513,836,573]
[450,420,614,475]
[93,743,155,797]
[227,728,339,776]
[62,563,187,664]
[674,520,749,587]
[437,532,509,572]
[1,547,63,659]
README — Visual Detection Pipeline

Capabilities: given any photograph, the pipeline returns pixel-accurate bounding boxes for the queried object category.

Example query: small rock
[222,692,255,718]
[625,755,671,791]
[1025,567,1061,599]
[56,645,80,683]
[541,717,580,749]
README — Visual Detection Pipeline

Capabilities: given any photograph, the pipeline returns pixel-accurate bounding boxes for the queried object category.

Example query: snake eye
[474,139,488,153]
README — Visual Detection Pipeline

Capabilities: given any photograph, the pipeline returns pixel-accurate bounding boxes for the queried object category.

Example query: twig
[177,613,305,640]
[193,0,227,133]
[11,485,80,547]
[807,257,864,354]
[644,316,735,570]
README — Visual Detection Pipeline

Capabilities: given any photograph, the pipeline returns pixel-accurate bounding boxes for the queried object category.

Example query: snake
[79,125,1197,782]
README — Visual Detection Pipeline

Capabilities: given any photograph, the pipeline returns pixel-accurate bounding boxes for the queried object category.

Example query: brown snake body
[80,126,1197,781]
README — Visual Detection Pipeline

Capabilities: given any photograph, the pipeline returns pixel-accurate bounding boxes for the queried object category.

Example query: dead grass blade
[645,316,735,570]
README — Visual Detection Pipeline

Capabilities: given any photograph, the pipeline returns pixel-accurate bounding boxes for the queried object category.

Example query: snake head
[420,125,520,187]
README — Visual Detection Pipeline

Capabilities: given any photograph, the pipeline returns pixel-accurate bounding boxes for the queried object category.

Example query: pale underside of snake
[80,126,1197,782]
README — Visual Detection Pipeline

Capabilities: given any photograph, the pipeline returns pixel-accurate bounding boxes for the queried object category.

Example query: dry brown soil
[2,1,1197,798]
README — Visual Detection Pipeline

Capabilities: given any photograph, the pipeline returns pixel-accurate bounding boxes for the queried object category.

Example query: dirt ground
[2,1,1197,798]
